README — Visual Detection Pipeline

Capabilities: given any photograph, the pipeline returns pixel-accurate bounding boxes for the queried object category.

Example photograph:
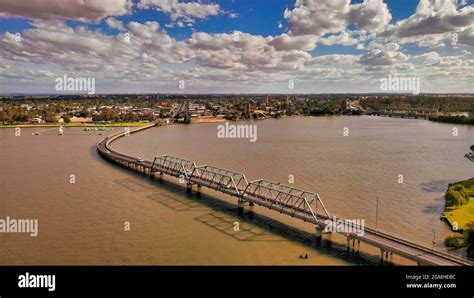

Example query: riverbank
[444,178,474,232]
[0,122,150,128]
[429,115,474,125]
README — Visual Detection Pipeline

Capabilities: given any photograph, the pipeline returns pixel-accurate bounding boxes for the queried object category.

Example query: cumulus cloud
[348,0,392,32]
[0,0,132,21]
[284,0,392,37]
[0,0,473,93]
[138,0,221,23]
[284,0,350,36]
[360,43,409,66]
[457,25,474,46]
[128,21,160,39]
[319,32,359,46]
[269,34,318,51]
[105,17,125,31]
[186,31,312,71]
[381,0,474,46]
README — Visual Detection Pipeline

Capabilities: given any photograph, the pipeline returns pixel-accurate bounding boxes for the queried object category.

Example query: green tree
[63,115,71,123]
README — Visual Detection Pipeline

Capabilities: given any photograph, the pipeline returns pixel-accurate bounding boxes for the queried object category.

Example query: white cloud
[319,32,359,46]
[138,0,221,23]
[128,21,160,39]
[269,34,318,51]
[458,25,474,46]
[0,0,132,21]
[284,0,392,36]
[105,17,125,31]
[381,0,474,46]
[348,0,392,32]
[360,43,409,66]
[284,0,350,36]
[0,1,473,93]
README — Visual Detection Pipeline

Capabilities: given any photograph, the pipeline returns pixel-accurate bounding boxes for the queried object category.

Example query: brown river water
[1,116,472,265]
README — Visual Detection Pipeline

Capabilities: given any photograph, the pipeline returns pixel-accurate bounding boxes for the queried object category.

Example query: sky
[0,0,473,94]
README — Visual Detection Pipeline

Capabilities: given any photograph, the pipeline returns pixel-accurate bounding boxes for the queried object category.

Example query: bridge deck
[97,124,473,266]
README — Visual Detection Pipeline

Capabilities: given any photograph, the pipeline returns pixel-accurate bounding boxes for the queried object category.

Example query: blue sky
[0,0,473,93]
[0,0,421,39]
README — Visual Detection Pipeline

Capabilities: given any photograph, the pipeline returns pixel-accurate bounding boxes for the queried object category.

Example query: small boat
[465,152,474,162]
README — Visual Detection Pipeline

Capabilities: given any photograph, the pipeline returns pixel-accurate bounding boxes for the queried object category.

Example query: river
[1,116,472,265]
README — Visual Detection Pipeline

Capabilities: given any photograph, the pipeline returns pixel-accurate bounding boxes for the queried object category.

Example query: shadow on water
[419,180,455,193]
[420,180,451,215]
[422,195,446,215]
[93,145,387,266]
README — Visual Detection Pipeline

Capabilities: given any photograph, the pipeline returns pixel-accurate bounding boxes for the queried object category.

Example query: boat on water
[465,152,474,162]
[84,127,109,132]
[466,145,474,162]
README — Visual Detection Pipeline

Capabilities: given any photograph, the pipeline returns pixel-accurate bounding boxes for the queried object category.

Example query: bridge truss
[242,179,330,223]
[190,165,248,196]
[151,155,196,179]
[151,155,330,222]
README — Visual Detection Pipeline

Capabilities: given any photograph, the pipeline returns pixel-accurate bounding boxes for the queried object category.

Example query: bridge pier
[380,249,391,265]
[186,182,193,192]
[237,199,246,209]
[315,226,324,240]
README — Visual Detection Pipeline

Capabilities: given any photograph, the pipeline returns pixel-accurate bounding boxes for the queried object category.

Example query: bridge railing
[151,155,197,179]
[190,165,249,195]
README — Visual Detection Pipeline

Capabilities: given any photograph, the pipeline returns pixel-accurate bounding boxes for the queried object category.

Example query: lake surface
[1,116,473,265]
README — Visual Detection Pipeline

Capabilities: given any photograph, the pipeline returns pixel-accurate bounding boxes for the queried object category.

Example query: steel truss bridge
[97,124,473,266]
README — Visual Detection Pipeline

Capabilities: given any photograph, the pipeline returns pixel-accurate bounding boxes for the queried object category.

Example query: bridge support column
[380,249,385,265]
[315,226,324,241]
[237,199,246,208]
[186,183,193,192]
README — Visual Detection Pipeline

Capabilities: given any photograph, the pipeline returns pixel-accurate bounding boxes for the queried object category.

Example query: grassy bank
[0,122,150,128]
[429,115,474,125]
[444,178,474,231]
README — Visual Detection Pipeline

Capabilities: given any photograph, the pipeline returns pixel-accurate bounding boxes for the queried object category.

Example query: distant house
[70,117,93,123]
[449,112,470,117]
[31,117,44,124]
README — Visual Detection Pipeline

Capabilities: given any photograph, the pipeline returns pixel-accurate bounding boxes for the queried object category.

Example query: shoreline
[2,112,473,128]
[443,178,474,233]
[0,122,150,128]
